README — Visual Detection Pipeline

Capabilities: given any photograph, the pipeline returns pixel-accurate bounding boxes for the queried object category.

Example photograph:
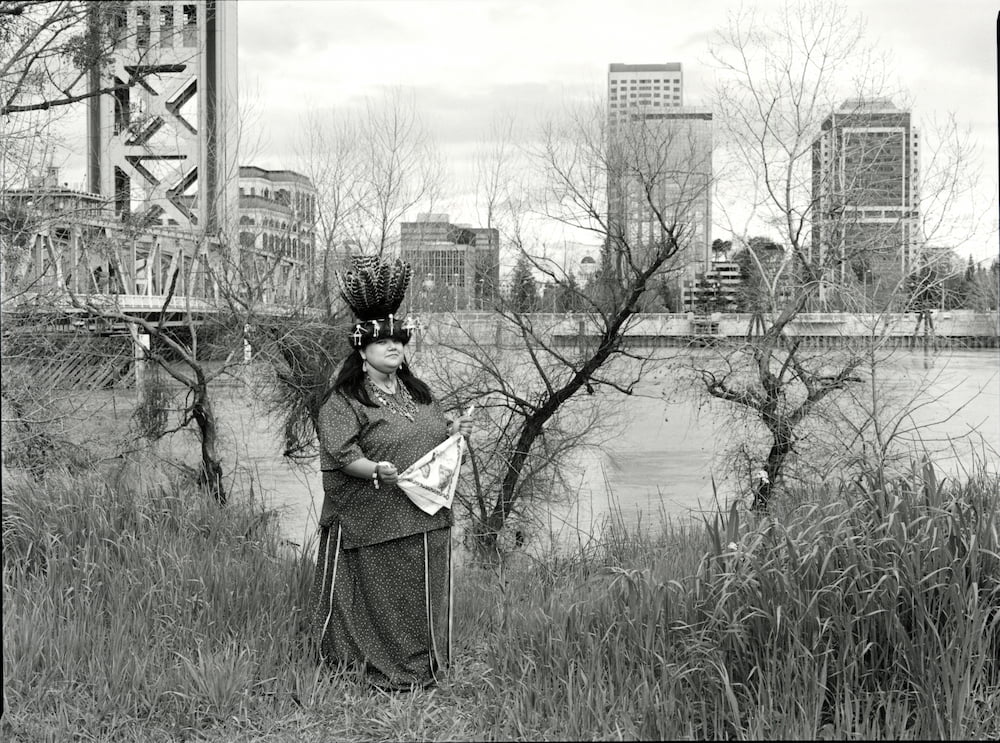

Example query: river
[162,348,999,548]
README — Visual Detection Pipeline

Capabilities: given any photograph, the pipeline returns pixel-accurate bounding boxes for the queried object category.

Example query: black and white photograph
[3,0,998,739]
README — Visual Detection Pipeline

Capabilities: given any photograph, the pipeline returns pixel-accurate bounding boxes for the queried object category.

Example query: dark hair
[332,351,433,408]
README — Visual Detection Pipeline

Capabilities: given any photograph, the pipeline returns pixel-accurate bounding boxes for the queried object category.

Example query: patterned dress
[309,380,453,689]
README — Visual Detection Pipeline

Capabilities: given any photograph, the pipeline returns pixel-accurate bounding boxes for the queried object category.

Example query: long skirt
[309,526,452,690]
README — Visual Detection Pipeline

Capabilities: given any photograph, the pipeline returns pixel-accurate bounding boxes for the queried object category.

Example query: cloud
[859,0,996,80]
[238,2,410,60]
[404,82,597,142]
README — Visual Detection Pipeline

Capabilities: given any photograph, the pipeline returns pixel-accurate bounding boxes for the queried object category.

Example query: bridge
[4,291,317,332]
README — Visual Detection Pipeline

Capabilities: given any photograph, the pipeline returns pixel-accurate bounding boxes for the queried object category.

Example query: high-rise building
[399,214,500,311]
[681,260,742,313]
[607,63,713,310]
[608,62,685,124]
[811,99,921,306]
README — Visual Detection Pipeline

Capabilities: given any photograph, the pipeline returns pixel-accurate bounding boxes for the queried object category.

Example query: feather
[377,260,392,304]
[336,255,413,321]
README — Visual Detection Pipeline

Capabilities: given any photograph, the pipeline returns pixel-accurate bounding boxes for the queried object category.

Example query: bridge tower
[86,1,238,237]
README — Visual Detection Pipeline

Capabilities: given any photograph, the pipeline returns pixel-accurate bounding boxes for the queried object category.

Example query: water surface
[188,348,1000,547]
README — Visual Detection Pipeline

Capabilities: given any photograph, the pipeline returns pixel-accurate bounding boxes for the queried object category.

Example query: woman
[309,256,472,691]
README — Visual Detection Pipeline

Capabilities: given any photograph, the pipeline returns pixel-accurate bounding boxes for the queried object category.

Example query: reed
[2,461,486,741]
[480,460,1000,739]
[3,457,998,740]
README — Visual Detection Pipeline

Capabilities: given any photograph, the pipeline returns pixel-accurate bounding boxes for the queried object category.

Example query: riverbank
[3,460,998,740]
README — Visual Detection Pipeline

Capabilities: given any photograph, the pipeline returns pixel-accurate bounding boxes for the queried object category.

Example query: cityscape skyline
[235,0,998,268]
[42,0,1000,270]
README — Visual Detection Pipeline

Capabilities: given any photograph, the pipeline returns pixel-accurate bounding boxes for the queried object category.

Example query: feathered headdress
[336,255,417,348]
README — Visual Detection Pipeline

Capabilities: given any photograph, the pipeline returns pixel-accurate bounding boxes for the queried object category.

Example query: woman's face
[360,338,405,375]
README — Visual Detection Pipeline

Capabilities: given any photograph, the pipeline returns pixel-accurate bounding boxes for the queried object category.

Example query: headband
[348,314,418,348]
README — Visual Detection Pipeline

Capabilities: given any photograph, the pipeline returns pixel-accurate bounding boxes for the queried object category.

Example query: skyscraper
[606,64,713,309]
[608,62,685,124]
[811,99,921,306]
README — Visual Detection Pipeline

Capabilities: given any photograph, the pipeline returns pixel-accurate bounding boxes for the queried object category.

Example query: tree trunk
[752,422,794,511]
[190,385,226,505]
[482,415,547,548]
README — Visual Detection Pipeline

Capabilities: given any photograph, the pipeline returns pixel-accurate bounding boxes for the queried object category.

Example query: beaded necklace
[366,378,418,421]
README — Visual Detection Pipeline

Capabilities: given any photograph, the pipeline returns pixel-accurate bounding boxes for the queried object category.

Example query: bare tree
[695,0,986,508]
[294,88,444,259]
[286,88,446,339]
[354,88,445,255]
[291,108,364,308]
[23,228,239,503]
[421,98,713,554]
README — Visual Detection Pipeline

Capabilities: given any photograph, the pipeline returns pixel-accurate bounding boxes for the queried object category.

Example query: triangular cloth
[397,433,465,515]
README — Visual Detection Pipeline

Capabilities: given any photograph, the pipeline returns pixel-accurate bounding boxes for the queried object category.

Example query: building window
[136,8,150,47]
[110,6,126,48]
[183,5,197,46]
[159,5,174,46]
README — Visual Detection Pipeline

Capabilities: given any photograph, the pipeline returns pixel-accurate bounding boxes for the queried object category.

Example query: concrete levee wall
[418,311,1000,349]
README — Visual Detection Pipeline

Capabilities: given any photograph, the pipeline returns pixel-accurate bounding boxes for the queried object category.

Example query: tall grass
[4,458,998,740]
[479,462,1000,739]
[3,464,317,739]
[1,462,487,741]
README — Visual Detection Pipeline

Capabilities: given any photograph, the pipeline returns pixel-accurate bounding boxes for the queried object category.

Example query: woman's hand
[450,414,474,438]
[375,461,398,485]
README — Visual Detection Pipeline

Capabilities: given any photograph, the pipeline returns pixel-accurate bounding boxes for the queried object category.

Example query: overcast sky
[45,1,995,265]
[235,0,998,264]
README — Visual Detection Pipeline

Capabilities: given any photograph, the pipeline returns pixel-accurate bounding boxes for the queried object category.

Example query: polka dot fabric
[309,526,451,690]
[309,383,455,688]
[316,385,451,549]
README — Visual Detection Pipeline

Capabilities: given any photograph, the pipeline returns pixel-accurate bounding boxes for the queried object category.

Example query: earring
[362,359,369,374]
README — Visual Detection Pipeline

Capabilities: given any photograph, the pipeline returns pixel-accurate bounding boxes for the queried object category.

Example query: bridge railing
[3,291,323,319]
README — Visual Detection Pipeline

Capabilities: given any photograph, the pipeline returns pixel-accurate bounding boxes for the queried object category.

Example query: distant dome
[580,256,596,265]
